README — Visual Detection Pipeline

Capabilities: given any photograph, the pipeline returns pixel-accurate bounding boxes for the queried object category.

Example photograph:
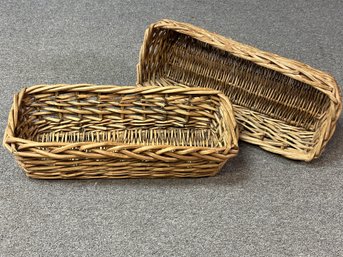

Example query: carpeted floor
[0,0,342,256]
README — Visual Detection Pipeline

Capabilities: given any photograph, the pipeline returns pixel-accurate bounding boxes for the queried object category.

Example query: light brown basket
[137,19,342,161]
[3,84,239,179]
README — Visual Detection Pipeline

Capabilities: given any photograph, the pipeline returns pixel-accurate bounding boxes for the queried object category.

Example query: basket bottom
[36,128,223,148]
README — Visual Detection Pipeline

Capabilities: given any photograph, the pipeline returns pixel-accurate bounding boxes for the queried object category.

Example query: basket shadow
[40,50,136,85]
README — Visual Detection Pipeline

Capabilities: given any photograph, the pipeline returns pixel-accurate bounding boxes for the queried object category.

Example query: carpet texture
[0,0,342,256]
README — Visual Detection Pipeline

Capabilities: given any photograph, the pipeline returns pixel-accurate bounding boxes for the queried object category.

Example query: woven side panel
[15,157,224,179]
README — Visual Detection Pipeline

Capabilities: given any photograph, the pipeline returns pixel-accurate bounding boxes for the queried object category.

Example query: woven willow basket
[137,19,342,161]
[3,84,238,179]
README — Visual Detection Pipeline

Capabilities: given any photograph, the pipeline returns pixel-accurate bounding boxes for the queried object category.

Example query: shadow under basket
[137,19,342,161]
[3,85,238,179]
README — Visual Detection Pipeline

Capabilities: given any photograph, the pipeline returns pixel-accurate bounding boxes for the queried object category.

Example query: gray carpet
[0,0,342,256]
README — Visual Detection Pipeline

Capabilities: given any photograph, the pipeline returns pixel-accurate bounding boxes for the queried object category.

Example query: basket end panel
[138,22,183,85]
[310,99,343,160]
[217,93,239,152]
[234,105,325,161]
[3,88,27,153]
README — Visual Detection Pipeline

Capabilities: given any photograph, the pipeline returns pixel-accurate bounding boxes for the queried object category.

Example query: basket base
[36,128,223,148]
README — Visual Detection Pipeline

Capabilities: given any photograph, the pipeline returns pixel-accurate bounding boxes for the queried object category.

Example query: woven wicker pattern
[3,84,238,179]
[137,19,342,161]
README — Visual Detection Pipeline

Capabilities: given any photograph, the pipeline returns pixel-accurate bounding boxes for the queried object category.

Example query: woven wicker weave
[3,84,238,179]
[137,19,342,161]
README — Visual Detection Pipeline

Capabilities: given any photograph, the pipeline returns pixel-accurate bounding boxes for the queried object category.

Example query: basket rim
[23,84,225,95]
[3,84,239,155]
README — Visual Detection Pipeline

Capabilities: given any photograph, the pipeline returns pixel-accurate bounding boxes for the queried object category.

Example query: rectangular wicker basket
[137,19,342,161]
[3,84,239,179]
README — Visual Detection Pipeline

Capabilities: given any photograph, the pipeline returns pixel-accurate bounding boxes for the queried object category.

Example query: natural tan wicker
[137,19,342,161]
[3,84,239,179]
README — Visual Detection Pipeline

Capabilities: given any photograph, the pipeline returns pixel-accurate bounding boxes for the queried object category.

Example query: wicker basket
[3,84,239,179]
[137,19,342,161]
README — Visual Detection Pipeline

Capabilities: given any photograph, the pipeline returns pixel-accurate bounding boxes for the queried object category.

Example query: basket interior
[15,89,226,147]
[140,29,330,132]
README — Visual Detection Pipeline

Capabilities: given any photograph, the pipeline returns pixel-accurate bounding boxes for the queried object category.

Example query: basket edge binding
[136,19,342,161]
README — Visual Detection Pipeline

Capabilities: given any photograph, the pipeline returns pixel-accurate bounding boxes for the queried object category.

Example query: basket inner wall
[15,90,226,148]
[141,29,330,133]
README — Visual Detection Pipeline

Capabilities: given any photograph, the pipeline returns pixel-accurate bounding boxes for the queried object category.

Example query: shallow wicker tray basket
[3,84,238,179]
[137,19,342,161]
